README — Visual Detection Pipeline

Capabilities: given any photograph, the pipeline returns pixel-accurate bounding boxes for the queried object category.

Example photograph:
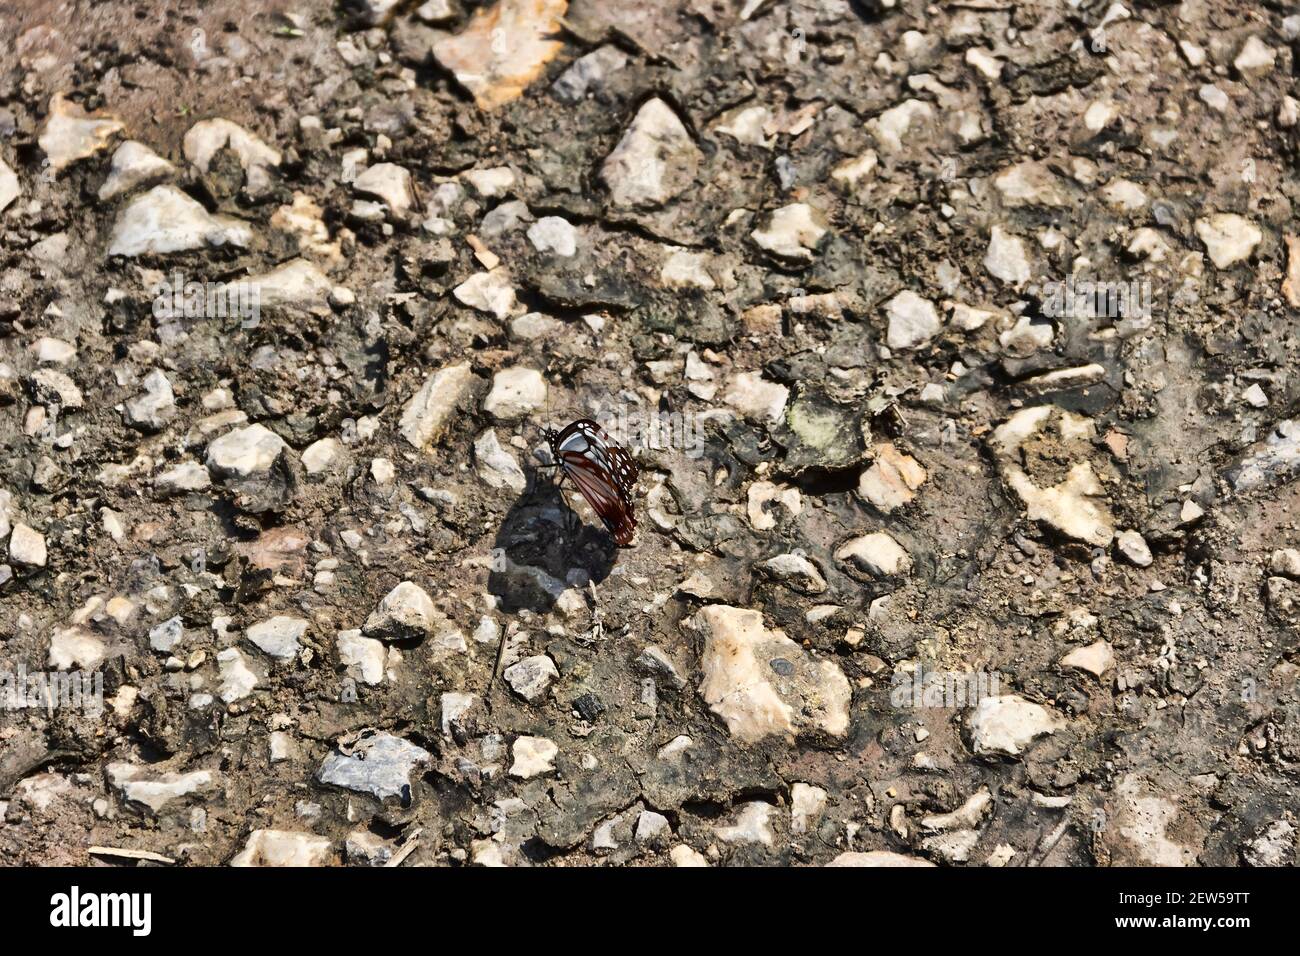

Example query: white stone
[106,763,219,814]
[504,654,559,701]
[98,141,174,201]
[600,98,701,208]
[1195,213,1262,269]
[791,783,827,834]
[183,118,280,174]
[660,249,715,290]
[868,99,933,153]
[337,630,387,685]
[509,735,557,779]
[984,225,1031,284]
[827,851,935,867]
[363,581,437,641]
[715,802,774,846]
[526,216,577,256]
[692,605,850,743]
[39,93,123,171]
[989,407,1114,547]
[206,423,286,478]
[885,290,942,350]
[462,166,515,198]
[107,185,253,257]
[483,367,546,420]
[48,626,104,670]
[757,552,827,593]
[155,461,211,493]
[399,362,474,451]
[246,615,308,660]
[751,203,826,261]
[670,844,710,866]
[217,648,259,703]
[831,151,878,191]
[9,523,47,567]
[1116,529,1152,567]
[453,269,518,319]
[1060,640,1114,678]
[353,163,414,217]
[723,371,789,425]
[834,532,911,577]
[473,429,527,492]
[123,369,175,429]
[231,829,332,867]
[0,159,19,214]
[969,694,1060,756]
[244,259,335,313]
[302,438,343,475]
[1235,36,1276,77]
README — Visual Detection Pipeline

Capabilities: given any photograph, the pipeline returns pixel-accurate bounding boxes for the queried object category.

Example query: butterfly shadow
[487,469,617,614]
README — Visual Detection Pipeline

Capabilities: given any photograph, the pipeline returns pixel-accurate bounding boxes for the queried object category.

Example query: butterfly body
[542,419,638,546]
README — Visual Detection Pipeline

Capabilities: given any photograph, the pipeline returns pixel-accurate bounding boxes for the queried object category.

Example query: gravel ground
[0,0,1298,868]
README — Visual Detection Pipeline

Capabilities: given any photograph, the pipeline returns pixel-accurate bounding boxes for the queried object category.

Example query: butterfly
[541,419,639,546]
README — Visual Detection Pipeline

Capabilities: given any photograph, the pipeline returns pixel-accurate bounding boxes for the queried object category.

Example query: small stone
[149,616,184,653]
[123,369,175,430]
[106,763,220,814]
[0,159,19,213]
[483,367,546,420]
[834,532,912,577]
[31,368,84,408]
[108,185,253,257]
[858,443,927,512]
[756,552,827,594]
[984,225,1031,284]
[302,438,343,475]
[504,654,559,701]
[155,461,211,494]
[1060,640,1114,678]
[635,810,671,845]
[1116,530,1153,567]
[723,371,789,425]
[431,0,568,111]
[751,203,827,261]
[363,581,438,642]
[868,99,933,153]
[246,615,308,660]
[552,45,627,102]
[473,429,527,492]
[693,605,850,743]
[217,648,259,703]
[509,735,557,778]
[1234,36,1276,77]
[526,216,577,256]
[399,362,474,451]
[353,163,414,217]
[715,802,774,846]
[337,630,387,685]
[1243,383,1268,408]
[206,424,286,478]
[827,851,935,867]
[183,118,280,178]
[98,140,174,201]
[1195,213,1262,268]
[885,290,942,350]
[1269,548,1300,579]
[670,845,709,867]
[48,626,104,670]
[39,93,123,172]
[453,269,518,319]
[231,830,332,867]
[831,151,878,192]
[660,250,715,290]
[9,523,48,567]
[316,732,431,801]
[601,98,701,208]
[790,783,827,835]
[969,694,1061,757]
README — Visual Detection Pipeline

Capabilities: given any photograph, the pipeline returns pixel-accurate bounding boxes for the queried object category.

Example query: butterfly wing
[554,419,638,546]
[563,453,637,545]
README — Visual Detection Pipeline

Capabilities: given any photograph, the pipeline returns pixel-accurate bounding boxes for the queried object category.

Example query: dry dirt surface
[0,0,1298,868]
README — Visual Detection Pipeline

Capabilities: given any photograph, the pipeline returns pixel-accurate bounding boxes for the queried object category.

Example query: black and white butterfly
[541,419,639,546]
